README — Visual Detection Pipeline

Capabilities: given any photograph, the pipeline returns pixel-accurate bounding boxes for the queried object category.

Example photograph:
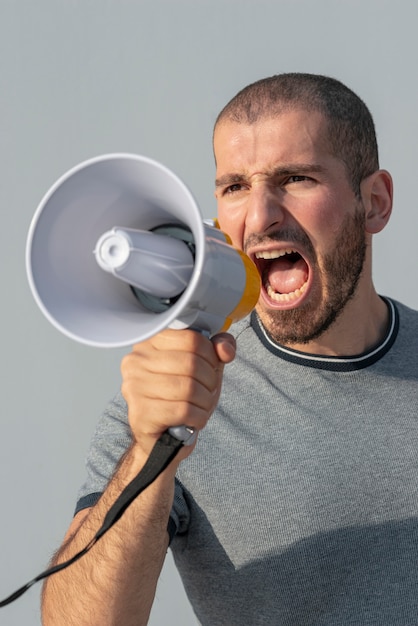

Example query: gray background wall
[0,1,417,624]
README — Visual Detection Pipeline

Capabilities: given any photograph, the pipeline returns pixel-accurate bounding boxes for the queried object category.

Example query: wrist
[122,440,180,485]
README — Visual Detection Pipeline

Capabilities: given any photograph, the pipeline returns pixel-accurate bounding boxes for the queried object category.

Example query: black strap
[0,431,184,608]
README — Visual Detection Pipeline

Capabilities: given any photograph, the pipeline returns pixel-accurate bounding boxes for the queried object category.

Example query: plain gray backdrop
[1,1,417,624]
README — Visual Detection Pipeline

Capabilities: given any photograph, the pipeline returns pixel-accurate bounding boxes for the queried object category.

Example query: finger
[211,332,236,364]
[122,369,217,411]
[146,329,221,368]
[122,347,220,394]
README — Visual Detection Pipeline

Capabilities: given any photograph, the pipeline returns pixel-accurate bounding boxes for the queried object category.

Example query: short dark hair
[214,73,379,196]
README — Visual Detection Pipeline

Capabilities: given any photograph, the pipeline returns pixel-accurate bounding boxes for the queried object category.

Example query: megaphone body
[26,153,260,349]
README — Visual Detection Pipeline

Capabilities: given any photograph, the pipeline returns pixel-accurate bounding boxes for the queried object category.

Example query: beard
[253,205,367,346]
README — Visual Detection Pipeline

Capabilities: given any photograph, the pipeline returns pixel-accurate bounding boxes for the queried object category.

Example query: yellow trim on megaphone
[219,248,261,333]
[209,218,260,333]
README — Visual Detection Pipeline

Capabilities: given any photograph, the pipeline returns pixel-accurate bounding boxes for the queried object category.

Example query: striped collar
[251,297,398,372]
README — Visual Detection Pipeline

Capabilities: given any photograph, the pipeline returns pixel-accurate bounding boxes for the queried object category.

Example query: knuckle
[120,352,141,377]
[176,374,198,399]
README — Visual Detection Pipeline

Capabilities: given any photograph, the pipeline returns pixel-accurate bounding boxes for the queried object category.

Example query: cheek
[301,196,347,248]
[216,206,245,249]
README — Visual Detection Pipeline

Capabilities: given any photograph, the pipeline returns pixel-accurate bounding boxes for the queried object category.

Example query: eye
[223,183,245,195]
[280,174,318,191]
[286,175,311,184]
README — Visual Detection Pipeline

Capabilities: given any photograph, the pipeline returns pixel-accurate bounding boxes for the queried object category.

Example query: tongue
[267,257,308,294]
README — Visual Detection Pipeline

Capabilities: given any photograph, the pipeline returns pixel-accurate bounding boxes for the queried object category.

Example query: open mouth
[253,247,310,306]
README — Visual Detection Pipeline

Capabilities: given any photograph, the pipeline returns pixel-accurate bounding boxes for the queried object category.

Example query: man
[41,73,418,625]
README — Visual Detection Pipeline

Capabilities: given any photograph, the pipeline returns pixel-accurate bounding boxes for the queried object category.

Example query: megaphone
[0,153,263,607]
[26,153,260,349]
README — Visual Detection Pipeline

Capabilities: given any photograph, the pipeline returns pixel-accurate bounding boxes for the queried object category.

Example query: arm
[41,329,236,626]
[42,444,176,626]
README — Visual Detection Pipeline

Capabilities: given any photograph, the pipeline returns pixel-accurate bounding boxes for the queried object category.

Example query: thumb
[211,332,236,364]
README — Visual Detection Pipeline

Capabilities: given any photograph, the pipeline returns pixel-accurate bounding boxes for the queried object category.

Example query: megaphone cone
[26,153,260,348]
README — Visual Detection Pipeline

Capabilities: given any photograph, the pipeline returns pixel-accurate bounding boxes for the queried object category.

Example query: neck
[282,289,389,357]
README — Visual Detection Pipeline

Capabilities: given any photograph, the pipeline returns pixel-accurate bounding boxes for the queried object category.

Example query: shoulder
[381,298,418,369]
[390,297,418,340]
[393,298,418,323]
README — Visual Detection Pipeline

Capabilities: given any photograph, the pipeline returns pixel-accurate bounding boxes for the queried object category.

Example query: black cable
[0,431,184,608]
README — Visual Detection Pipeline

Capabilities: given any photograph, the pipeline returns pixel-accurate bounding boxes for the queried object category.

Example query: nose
[245,182,285,235]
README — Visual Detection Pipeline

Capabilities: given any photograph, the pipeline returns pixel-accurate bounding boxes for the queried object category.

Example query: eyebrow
[215,163,326,188]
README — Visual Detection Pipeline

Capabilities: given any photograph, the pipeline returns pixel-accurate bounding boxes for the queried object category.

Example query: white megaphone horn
[26,153,260,351]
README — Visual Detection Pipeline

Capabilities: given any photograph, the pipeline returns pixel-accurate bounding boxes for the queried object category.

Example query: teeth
[266,282,307,302]
[254,248,308,303]
[255,248,297,260]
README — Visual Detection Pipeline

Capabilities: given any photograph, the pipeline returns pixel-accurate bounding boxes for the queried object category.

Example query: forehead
[213,110,332,173]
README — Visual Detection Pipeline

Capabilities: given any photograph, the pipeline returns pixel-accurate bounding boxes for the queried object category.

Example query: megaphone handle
[168,425,197,446]
[166,326,210,446]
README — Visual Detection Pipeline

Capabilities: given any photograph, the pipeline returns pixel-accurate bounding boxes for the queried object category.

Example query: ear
[361,170,393,234]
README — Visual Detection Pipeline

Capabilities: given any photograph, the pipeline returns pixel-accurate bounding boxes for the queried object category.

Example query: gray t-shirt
[76,298,418,625]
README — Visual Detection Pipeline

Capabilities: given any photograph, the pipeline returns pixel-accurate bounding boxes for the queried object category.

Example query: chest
[177,361,418,565]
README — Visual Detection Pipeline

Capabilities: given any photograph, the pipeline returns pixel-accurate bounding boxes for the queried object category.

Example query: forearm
[41,444,176,626]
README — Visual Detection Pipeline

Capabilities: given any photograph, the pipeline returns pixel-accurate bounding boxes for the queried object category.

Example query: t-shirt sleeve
[74,391,132,515]
[170,478,191,540]
[74,391,192,543]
